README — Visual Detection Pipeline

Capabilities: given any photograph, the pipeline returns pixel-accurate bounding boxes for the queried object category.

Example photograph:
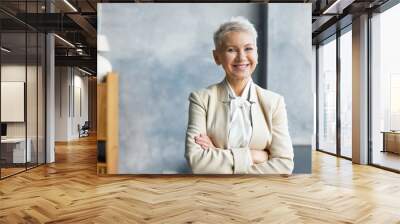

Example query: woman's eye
[227,48,235,52]
[245,47,253,51]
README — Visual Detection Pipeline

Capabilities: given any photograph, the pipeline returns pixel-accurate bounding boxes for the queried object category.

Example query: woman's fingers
[196,140,211,149]
[195,136,208,144]
[195,134,215,149]
[195,136,211,144]
[196,140,209,149]
[250,150,268,164]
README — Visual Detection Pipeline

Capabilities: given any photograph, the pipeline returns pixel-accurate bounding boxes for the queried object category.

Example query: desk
[381,131,400,154]
[1,138,31,163]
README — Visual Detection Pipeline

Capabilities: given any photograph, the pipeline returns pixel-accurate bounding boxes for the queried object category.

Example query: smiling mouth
[233,64,249,70]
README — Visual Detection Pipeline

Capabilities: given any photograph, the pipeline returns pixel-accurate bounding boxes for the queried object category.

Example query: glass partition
[0,1,46,179]
[26,0,43,169]
[27,30,38,169]
[339,28,352,158]
[371,4,400,171]
[317,36,337,155]
[1,30,28,177]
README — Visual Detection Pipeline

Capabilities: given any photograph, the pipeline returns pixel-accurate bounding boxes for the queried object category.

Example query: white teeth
[234,64,249,69]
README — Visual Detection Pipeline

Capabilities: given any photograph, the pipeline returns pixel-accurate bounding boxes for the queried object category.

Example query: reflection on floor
[0,163,40,178]
[0,136,400,222]
[373,150,400,171]
[341,147,352,158]
[0,167,25,178]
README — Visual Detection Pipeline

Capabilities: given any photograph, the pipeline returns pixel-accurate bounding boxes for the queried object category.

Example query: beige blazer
[185,80,294,174]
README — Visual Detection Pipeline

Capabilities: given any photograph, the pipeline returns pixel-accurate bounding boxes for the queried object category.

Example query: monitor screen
[1,123,7,137]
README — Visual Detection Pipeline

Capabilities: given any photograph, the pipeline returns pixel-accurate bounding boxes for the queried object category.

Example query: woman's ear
[213,50,221,65]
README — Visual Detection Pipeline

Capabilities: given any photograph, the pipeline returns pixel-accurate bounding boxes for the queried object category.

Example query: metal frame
[0,0,47,180]
[315,32,338,156]
[336,28,341,157]
[367,10,373,165]
[315,23,352,161]
[316,44,319,151]
[25,1,28,171]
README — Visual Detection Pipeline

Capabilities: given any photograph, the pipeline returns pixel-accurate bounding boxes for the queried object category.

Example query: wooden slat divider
[97,73,119,175]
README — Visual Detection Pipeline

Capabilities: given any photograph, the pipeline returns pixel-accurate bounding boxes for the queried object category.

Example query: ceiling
[0,0,393,74]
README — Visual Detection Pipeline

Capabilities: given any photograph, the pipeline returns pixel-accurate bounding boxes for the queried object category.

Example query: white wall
[55,66,69,141]
[1,65,40,137]
[1,64,46,164]
[71,72,89,138]
[54,67,89,141]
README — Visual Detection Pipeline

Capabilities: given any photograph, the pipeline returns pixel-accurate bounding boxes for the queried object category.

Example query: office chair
[79,121,90,138]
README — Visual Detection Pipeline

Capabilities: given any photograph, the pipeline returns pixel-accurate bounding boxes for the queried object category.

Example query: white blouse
[225,79,253,166]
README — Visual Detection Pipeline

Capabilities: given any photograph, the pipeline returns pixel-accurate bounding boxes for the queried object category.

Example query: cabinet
[1,138,31,164]
[382,131,400,154]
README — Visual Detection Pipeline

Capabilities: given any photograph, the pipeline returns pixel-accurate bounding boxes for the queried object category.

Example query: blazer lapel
[213,80,230,148]
[249,85,268,149]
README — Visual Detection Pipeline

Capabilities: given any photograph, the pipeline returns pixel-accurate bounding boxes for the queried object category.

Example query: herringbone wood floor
[1,135,400,224]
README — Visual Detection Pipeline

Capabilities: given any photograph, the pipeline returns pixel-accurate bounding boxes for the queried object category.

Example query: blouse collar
[225,78,253,102]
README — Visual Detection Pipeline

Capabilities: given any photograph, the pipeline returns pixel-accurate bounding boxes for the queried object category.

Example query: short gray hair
[213,16,258,50]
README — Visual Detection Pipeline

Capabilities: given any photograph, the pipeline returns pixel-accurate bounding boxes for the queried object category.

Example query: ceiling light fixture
[54,34,75,48]
[78,67,92,76]
[1,47,11,53]
[322,0,354,14]
[63,0,78,12]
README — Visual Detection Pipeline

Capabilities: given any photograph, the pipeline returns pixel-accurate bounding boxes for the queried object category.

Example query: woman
[185,17,294,174]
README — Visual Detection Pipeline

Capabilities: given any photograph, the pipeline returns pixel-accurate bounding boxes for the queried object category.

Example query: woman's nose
[236,50,246,61]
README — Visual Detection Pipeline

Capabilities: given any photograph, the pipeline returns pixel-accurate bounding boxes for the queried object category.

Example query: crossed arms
[185,91,294,174]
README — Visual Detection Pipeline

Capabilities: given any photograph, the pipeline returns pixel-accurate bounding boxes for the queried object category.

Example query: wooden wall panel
[97,73,119,174]
[105,73,119,174]
[97,83,106,141]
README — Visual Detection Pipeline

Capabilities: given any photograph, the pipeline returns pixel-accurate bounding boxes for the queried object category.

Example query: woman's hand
[195,134,216,150]
[250,150,268,164]
[194,134,267,163]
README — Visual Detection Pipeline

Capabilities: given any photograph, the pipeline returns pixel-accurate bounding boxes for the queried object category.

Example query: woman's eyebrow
[224,43,254,47]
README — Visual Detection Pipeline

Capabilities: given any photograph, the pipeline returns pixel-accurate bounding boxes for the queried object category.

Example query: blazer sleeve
[247,96,294,174]
[185,91,252,174]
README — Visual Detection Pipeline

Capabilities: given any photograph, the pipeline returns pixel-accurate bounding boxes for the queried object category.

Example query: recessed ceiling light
[1,47,11,53]
[54,34,75,48]
[322,0,354,15]
[63,0,78,12]
[78,67,92,76]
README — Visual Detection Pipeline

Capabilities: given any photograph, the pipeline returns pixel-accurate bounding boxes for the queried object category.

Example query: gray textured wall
[268,4,313,173]
[267,4,313,147]
[98,3,312,174]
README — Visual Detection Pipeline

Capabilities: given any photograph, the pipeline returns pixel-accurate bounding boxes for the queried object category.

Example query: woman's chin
[228,73,251,81]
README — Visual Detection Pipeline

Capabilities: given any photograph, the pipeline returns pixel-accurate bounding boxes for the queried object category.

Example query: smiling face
[213,31,258,83]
